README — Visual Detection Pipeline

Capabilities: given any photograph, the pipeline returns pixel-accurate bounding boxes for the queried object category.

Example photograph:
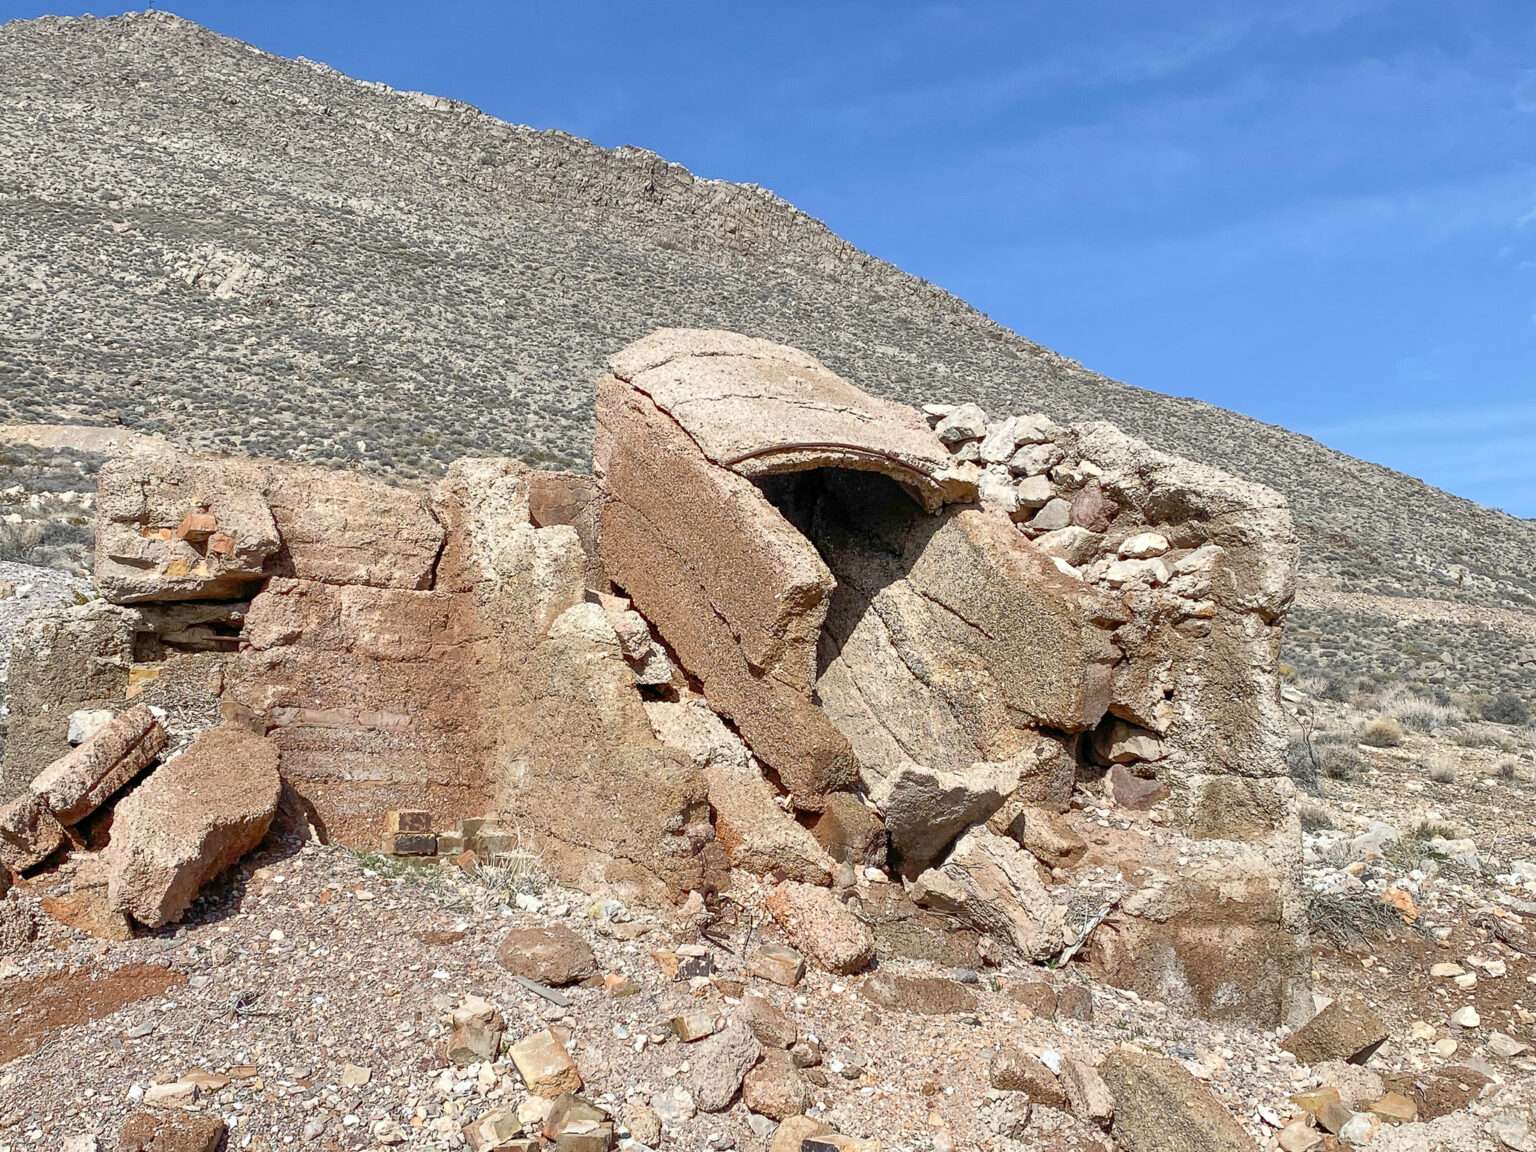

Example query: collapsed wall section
[1,326,1309,1027]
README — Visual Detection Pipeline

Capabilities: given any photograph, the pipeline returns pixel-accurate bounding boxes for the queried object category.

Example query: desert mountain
[2,10,1533,705]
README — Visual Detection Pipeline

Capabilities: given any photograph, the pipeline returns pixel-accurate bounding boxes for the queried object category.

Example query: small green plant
[1359,717,1405,748]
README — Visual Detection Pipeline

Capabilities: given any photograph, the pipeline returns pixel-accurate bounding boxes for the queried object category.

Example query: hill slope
[2,11,1534,707]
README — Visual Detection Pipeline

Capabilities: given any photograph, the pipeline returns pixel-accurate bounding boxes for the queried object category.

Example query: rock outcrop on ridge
[3,329,1309,1029]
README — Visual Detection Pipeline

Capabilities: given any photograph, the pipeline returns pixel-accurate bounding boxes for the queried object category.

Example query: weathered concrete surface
[104,725,282,928]
[96,447,442,603]
[0,600,137,801]
[224,575,485,847]
[783,469,1121,801]
[439,458,716,903]
[30,704,166,825]
[0,793,67,874]
[1100,1047,1257,1152]
[1080,826,1312,1029]
[595,372,855,809]
[608,329,973,510]
[909,826,1066,963]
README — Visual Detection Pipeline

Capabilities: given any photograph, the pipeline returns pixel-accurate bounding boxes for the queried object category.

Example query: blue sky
[12,1,1536,517]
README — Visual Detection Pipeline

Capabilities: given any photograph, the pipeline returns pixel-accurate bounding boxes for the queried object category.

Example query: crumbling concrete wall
[2,327,1309,1026]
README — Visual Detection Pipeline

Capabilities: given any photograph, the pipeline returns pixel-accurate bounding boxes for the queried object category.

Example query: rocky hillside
[2,11,1534,704]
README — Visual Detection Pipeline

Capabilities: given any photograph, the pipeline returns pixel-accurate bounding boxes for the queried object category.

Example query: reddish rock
[0,793,67,874]
[808,792,888,869]
[119,1111,227,1152]
[495,925,598,987]
[1281,999,1389,1066]
[859,970,978,1016]
[1104,763,1169,810]
[763,881,874,974]
[988,1047,1067,1107]
[1070,480,1118,533]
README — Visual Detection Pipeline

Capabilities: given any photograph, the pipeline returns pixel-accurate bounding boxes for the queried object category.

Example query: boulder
[764,880,875,974]
[104,726,282,928]
[30,704,166,825]
[1281,998,1389,1066]
[1100,1048,1256,1151]
[495,926,598,987]
[909,827,1065,962]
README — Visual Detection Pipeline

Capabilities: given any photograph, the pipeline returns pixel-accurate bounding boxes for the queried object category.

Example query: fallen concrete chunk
[880,762,1018,876]
[909,826,1065,962]
[684,1020,761,1113]
[1100,1047,1257,1151]
[1281,998,1389,1066]
[807,792,887,869]
[30,705,166,825]
[859,970,978,1016]
[104,727,282,928]
[706,762,835,885]
[509,1028,582,1097]
[764,880,875,974]
[1005,805,1088,868]
[0,793,67,874]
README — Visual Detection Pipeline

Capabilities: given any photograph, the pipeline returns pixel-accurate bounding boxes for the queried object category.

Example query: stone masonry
[3,328,1308,1026]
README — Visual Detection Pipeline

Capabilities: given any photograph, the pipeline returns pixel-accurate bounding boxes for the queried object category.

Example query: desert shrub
[1382,685,1463,731]
[1497,758,1519,782]
[1285,737,1321,795]
[1308,892,1402,950]
[1426,758,1457,785]
[1298,799,1335,832]
[1481,692,1531,727]
[1450,725,1521,752]
[1359,717,1405,748]
[1322,746,1363,781]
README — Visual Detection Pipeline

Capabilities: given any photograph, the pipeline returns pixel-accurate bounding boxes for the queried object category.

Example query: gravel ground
[2,830,1528,1152]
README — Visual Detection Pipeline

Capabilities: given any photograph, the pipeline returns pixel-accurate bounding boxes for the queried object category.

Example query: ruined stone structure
[0,329,1308,1026]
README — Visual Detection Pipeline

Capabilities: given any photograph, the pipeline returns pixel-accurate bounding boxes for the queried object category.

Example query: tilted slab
[609,328,974,511]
